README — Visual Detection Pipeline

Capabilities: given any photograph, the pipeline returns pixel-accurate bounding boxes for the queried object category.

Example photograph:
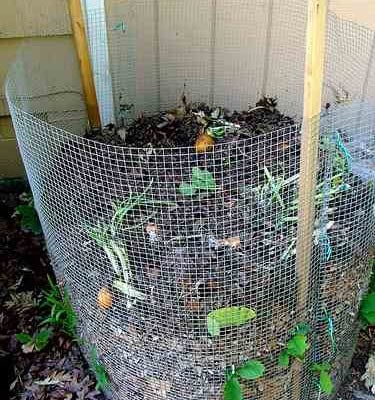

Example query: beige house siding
[0,0,82,178]
[331,0,375,30]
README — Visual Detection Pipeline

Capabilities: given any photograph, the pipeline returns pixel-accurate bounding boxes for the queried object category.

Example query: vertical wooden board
[323,14,374,106]
[214,0,269,110]
[69,0,101,128]
[264,0,308,117]
[106,0,159,118]
[0,0,71,38]
[158,0,212,109]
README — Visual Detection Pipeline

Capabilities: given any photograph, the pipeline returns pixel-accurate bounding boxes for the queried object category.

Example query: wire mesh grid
[5,1,375,399]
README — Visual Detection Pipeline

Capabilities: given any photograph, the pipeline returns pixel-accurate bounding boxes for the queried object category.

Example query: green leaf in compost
[360,292,375,325]
[312,362,331,373]
[291,322,311,336]
[15,204,42,235]
[207,315,221,337]
[207,306,256,337]
[178,182,197,197]
[35,329,52,351]
[191,167,217,191]
[278,350,290,368]
[224,376,243,400]
[286,334,309,360]
[16,333,32,344]
[320,371,333,395]
[237,360,265,380]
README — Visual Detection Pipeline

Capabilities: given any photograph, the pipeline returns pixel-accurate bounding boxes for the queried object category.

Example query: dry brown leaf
[34,371,73,386]
[97,287,112,310]
[219,236,241,248]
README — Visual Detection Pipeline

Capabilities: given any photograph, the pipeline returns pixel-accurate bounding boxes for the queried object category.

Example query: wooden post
[69,0,101,129]
[293,0,328,398]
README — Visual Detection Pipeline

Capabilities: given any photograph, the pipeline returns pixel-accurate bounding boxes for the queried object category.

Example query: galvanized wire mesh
[5,1,375,399]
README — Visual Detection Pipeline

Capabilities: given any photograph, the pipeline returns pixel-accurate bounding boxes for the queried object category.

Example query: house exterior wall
[0,0,82,177]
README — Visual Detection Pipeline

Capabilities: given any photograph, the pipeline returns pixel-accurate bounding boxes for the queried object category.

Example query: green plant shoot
[40,275,77,338]
[207,306,256,337]
[16,328,52,352]
[278,323,310,367]
[86,183,175,308]
[311,362,333,395]
[224,360,265,400]
[13,192,42,234]
[360,292,375,326]
[179,167,217,197]
[89,346,110,391]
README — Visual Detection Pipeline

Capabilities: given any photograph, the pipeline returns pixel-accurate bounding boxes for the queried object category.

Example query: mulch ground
[0,180,105,400]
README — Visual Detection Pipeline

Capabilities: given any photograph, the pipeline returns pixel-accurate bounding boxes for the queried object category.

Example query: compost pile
[50,95,372,399]
[85,97,296,148]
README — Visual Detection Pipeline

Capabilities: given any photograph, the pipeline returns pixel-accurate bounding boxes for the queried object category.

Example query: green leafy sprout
[311,362,334,395]
[86,182,175,307]
[278,323,311,368]
[40,275,77,338]
[207,306,256,337]
[89,346,110,391]
[224,360,265,400]
[359,259,375,327]
[179,167,217,197]
[16,328,52,352]
[13,192,42,235]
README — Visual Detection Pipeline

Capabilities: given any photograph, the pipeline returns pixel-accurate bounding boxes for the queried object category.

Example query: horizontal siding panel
[0,0,71,38]
[0,139,24,178]
[0,117,15,139]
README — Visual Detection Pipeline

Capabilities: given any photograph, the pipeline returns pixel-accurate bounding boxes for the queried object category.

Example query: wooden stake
[293,0,328,397]
[69,0,101,129]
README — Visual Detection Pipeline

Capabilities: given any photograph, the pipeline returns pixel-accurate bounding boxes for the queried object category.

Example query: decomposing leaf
[4,291,37,313]
[145,223,159,242]
[195,131,215,153]
[219,236,241,249]
[113,280,146,300]
[184,297,201,312]
[97,287,113,310]
[207,306,256,337]
[34,371,73,386]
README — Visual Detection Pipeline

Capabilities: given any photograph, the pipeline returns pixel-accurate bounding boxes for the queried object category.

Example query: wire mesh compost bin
[6,0,375,399]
